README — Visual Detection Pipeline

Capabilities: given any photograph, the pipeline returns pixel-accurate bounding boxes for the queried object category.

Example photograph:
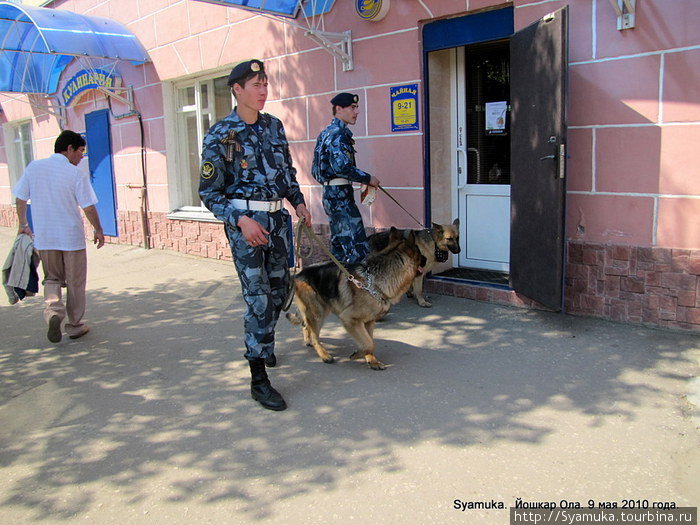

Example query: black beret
[227,59,265,87]
[330,92,359,108]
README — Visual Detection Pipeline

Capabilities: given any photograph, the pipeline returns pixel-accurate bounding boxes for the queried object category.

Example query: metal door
[84,109,118,236]
[509,7,568,310]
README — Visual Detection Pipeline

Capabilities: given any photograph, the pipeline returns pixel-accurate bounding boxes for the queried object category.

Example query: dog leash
[294,218,382,299]
[377,185,424,229]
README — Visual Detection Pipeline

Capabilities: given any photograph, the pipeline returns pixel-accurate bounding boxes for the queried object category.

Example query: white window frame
[165,72,233,221]
[4,120,34,202]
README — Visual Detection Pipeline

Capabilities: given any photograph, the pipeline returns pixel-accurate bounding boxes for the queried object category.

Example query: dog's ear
[453,218,460,227]
[431,222,444,232]
[388,226,401,242]
[406,230,417,246]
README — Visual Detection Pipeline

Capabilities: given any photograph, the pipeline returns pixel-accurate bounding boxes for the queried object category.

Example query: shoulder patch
[201,162,215,179]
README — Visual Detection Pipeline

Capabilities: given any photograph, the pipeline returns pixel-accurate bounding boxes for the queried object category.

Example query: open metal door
[85,109,118,237]
[509,7,568,311]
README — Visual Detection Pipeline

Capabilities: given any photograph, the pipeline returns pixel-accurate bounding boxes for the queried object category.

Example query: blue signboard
[61,69,119,106]
[390,84,419,132]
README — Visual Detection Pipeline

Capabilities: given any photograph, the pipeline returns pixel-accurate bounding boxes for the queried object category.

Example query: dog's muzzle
[435,248,449,263]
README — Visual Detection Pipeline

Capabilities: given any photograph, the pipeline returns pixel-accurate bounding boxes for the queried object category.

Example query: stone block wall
[566,242,700,331]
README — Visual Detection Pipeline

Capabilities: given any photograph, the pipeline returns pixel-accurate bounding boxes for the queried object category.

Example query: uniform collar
[332,117,352,136]
[228,108,269,133]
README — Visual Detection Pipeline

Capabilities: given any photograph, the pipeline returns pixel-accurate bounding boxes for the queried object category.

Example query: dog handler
[199,59,312,411]
[311,92,380,264]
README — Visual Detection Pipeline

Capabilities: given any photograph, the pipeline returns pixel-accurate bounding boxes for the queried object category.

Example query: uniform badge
[241,159,248,169]
[251,62,261,72]
[201,161,215,179]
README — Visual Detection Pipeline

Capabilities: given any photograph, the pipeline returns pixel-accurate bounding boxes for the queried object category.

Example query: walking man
[13,130,105,343]
[311,92,380,264]
[199,59,312,411]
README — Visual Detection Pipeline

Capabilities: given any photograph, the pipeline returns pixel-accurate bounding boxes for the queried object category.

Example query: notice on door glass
[485,101,507,135]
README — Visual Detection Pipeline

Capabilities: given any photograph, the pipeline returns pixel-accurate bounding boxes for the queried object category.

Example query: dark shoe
[47,315,62,343]
[264,354,277,367]
[69,327,90,340]
[249,358,287,411]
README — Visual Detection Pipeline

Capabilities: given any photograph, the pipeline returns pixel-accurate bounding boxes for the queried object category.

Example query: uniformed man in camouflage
[311,93,380,264]
[199,59,312,411]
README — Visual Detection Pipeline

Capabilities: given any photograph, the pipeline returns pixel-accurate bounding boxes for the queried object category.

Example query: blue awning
[192,0,336,18]
[0,2,150,94]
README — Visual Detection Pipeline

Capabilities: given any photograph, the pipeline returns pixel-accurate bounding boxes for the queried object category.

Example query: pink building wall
[1,0,698,330]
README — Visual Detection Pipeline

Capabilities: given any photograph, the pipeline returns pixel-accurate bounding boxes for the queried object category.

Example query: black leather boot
[249,358,287,411]
[264,354,277,367]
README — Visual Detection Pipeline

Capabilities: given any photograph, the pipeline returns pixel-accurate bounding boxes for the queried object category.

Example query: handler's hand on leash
[295,203,312,227]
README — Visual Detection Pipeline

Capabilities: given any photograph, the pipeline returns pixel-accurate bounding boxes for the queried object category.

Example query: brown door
[509,6,568,311]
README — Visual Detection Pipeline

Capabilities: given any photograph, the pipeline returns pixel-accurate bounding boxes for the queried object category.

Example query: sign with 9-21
[390,84,419,132]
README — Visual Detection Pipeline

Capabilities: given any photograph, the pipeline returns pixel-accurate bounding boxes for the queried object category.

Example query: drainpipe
[117,111,151,250]
[107,89,151,249]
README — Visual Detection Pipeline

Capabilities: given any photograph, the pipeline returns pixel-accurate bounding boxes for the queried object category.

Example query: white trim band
[323,178,351,186]
[231,199,283,212]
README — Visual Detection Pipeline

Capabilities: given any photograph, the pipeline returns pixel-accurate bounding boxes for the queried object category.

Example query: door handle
[539,144,565,179]
[456,147,468,189]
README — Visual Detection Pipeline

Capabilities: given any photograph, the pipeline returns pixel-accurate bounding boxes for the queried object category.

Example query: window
[174,75,233,212]
[7,121,34,194]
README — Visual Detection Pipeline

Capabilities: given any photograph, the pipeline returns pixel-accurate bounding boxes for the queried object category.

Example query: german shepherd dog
[368,219,461,308]
[286,228,426,370]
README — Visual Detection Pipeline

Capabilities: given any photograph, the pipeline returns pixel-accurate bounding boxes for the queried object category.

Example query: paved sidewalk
[0,226,698,524]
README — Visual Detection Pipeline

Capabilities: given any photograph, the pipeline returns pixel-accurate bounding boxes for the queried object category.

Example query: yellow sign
[356,0,390,21]
[390,84,419,132]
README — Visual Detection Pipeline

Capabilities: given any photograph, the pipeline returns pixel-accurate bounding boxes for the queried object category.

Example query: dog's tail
[285,311,303,325]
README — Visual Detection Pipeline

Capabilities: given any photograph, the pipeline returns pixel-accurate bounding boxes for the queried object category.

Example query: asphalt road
[1,226,698,524]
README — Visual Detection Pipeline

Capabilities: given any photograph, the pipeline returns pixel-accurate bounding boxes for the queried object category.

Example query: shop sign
[390,83,419,132]
[356,0,390,21]
[61,69,119,106]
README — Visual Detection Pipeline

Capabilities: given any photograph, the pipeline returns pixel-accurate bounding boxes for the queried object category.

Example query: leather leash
[376,185,424,228]
[291,218,381,298]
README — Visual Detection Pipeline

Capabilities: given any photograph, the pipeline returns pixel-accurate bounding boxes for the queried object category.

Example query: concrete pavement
[0,226,698,524]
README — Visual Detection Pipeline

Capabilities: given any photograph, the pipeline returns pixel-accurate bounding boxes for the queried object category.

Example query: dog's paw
[322,355,335,364]
[417,300,433,308]
[367,360,386,370]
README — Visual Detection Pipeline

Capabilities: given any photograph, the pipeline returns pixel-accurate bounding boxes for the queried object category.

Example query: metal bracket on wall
[33,95,68,129]
[304,29,353,71]
[609,0,636,30]
[96,85,136,114]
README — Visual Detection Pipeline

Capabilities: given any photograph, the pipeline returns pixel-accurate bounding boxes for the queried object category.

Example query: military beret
[330,92,359,108]
[227,59,265,87]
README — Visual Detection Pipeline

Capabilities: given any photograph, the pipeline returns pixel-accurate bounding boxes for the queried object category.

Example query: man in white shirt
[13,130,105,343]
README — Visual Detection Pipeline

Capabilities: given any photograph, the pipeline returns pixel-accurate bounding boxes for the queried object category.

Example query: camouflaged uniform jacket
[199,109,305,227]
[311,118,371,185]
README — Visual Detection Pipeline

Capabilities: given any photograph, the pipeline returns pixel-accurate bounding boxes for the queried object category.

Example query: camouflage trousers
[322,185,369,264]
[225,209,290,361]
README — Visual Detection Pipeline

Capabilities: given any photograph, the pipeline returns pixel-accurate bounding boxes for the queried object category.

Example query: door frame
[423,6,568,310]
[454,43,511,271]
